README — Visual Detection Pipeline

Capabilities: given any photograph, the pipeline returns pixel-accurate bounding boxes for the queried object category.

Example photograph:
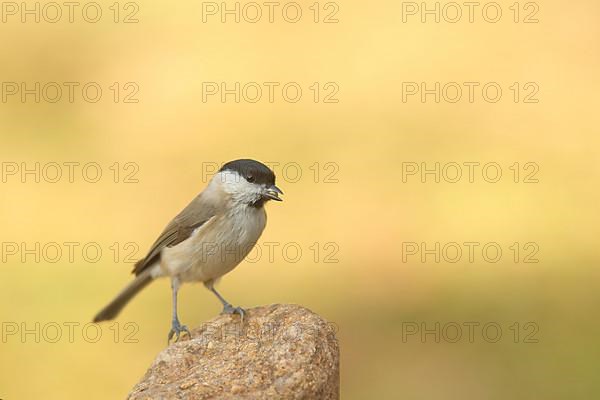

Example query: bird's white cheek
[211,171,269,207]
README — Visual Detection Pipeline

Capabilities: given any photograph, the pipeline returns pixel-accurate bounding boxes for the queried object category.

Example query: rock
[128,304,339,400]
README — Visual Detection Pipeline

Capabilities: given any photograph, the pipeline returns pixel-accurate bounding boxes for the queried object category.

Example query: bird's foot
[221,303,245,323]
[167,319,190,344]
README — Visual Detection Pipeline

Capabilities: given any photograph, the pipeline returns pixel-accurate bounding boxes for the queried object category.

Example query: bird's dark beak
[263,185,283,201]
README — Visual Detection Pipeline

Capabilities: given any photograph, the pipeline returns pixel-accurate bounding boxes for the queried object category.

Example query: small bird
[93,159,283,342]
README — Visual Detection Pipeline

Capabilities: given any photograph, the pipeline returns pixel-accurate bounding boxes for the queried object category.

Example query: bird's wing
[132,194,218,276]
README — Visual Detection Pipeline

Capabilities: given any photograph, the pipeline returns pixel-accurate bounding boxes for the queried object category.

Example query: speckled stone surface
[128,304,339,400]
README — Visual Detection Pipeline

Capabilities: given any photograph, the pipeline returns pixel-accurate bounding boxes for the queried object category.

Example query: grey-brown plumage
[132,194,217,276]
[92,159,283,341]
[93,195,217,323]
[93,269,153,322]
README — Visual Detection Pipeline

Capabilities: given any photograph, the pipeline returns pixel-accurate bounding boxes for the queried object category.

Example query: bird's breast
[160,206,267,282]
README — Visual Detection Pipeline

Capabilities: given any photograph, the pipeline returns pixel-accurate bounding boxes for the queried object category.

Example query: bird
[93,159,283,342]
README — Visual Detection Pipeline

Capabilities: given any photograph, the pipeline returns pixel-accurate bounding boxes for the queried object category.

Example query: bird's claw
[167,320,190,344]
[221,304,245,323]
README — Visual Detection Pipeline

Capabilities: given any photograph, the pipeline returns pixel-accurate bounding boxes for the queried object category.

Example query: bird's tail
[93,269,154,323]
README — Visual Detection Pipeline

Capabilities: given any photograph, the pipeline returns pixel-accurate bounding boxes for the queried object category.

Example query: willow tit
[93,159,283,342]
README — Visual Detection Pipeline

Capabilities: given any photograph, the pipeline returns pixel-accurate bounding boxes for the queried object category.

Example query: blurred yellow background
[0,0,599,398]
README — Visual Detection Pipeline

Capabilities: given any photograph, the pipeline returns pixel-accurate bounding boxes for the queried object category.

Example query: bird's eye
[246,175,255,183]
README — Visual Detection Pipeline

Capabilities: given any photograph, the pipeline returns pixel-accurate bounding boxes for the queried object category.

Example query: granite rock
[128,304,339,400]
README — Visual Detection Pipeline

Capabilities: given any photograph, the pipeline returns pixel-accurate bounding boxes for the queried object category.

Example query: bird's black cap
[219,159,276,186]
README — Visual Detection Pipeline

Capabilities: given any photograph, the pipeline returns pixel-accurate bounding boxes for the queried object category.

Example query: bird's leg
[168,277,190,343]
[209,286,245,322]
